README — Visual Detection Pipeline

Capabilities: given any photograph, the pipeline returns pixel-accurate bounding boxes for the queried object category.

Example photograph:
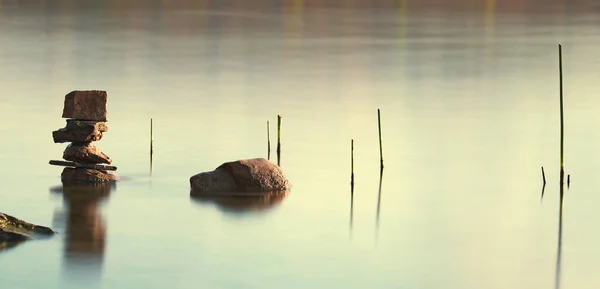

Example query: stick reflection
[375,169,384,242]
[541,183,546,201]
[554,194,564,289]
[349,181,354,239]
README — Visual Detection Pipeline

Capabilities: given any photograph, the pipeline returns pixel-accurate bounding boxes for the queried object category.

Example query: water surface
[1,1,600,288]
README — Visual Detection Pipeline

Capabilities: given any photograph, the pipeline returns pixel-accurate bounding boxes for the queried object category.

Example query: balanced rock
[63,142,112,164]
[190,158,290,194]
[0,212,55,244]
[61,168,118,184]
[53,120,107,143]
[62,90,108,121]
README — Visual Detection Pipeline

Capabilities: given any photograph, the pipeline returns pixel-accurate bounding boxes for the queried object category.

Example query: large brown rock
[63,142,112,164]
[52,120,107,143]
[61,168,118,184]
[190,158,290,194]
[62,90,108,121]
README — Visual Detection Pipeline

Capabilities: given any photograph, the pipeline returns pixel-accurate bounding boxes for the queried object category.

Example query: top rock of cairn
[62,90,108,121]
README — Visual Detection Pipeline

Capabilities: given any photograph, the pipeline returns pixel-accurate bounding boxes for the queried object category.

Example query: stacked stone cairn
[49,91,118,183]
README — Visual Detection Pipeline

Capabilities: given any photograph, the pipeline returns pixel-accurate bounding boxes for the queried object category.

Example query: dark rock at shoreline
[61,167,118,183]
[62,90,108,121]
[190,158,290,194]
[52,120,107,143]
[63,142,112,164]
[0,212,55,246]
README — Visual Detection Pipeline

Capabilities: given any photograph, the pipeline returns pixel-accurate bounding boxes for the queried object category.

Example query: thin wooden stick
[378,109,384,170]
[351,139,354,192]
[150,118,154,155]
[559,44,565,197]
[277,115,282,166]
[277,115,281,154]
[541,166,546,184]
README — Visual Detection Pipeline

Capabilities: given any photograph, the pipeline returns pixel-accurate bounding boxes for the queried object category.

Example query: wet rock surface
[52,120,107,143]
[61,168,118,184]
[63,142,112,164]
[0,212,55,248]
[190,158,290,194]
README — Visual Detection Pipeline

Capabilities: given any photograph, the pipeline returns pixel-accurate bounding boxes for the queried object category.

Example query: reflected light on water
[190,190,289,215]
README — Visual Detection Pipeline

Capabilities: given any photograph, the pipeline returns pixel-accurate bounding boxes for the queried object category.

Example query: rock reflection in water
[50,182,114,282]
[190,190,289,214]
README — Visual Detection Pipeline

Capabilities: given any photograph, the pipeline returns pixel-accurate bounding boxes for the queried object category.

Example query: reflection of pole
[554,197,564,289]
[375,170,384,242]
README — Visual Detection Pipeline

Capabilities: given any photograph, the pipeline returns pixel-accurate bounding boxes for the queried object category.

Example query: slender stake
[277,115,281,154]
[267,121,271,160]
[277,115,282,166]
[150,118,154,155]
[541,166,546,184]
[559,44,565,197]
[378,109,384,170]
[351,139,355,192]
[567,174,570,188]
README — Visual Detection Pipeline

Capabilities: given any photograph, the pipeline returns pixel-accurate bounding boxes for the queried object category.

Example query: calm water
[2,1,600,288]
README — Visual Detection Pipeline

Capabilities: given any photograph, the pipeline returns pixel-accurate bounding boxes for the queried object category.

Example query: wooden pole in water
[267,121,271,159]
[559,44,565,197]
[541,166,547,184]
[277,115,281,154]
[378,109,384,170]
[351,139,354,193]
[150,118,154,155]
[277,115,282,166]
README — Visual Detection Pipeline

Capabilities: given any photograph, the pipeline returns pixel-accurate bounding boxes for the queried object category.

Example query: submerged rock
[61,168,118,184]
[62,90,108,121]
[63,142,112,164]
[190,158,290,194]
[52,120,107,143]
[0,212,55,247]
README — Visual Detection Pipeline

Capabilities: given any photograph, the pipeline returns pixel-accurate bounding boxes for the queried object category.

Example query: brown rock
[63,142,112,164]
[52,120,107,143]
[61,168,118,184]
[190,158,290,194]
[62,90,108,121]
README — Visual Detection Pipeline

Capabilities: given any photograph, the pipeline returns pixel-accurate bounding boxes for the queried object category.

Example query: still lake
[1,1,600,288]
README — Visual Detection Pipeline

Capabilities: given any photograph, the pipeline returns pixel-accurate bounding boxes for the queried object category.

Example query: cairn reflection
[190,190,288,214]
[50,181,114,281]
